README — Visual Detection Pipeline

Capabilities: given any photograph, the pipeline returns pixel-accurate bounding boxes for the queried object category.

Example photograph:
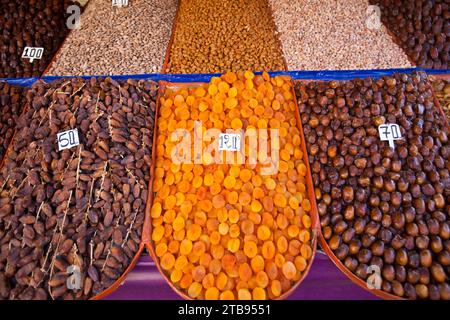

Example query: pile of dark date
[0,0,80,78]
[296,72,449,299]
[0,77,157,299]
[371,0,449,69]
[0,81,26,161]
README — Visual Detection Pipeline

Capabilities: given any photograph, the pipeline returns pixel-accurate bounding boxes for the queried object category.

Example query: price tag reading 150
[57,129,80,151]
[219,133,241,152]
[378,123,402,149]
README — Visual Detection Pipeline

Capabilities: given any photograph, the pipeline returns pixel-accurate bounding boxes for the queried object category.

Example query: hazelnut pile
[167,0,286,73]
[296,72,449,300]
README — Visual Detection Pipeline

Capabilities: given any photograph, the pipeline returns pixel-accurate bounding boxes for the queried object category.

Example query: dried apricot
[220,290,235,300]
[250,255,265,273]
[270,280,282,297]
[239,192,252,205]
[243,241,258,258]
[238,288,252,300]
[274,194,287,207]
[255,271,269,288]
[251,200,263,213]
[261,241,276,260]
[227,238,240,253]
[160,253,175,270]
[252,287,266,300]
[180,239,193,255]
[205,287,220,300]
[223,176,236,189]
[282,261,297,280]
[257,225,271,241]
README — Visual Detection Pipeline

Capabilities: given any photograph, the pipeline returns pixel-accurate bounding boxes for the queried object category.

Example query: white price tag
[378,124,402,149]
[218,133,241,152]
[57,129,80,151]
[112,0,128,7]
[21,47,44,63]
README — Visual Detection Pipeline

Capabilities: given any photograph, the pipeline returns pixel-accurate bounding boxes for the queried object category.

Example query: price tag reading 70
[378,124,402,149]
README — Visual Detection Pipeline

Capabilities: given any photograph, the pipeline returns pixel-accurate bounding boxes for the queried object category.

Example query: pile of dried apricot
[150,71,315,300]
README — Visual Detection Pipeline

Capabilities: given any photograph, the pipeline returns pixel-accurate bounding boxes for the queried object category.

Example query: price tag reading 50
[218,133,241,152]
[378,123,402,149]
[57,129,80,151]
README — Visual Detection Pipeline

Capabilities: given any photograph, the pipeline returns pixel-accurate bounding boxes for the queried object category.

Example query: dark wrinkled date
[0,77,157,300]
[370,0,449,69]
[296,72,450,300]
[0,82,27,161]
[0,0,80,78]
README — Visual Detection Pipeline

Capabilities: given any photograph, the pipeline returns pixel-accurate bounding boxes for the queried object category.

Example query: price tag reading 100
[218,133,241,152]
[21,47,44,63]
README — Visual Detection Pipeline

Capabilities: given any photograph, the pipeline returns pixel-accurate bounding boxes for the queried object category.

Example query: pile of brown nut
[167,0,286,73]
[296,72,450,300]
[0,82,27,161]
[0,0,79,78]
[0,77,157,300]
[372,0,449,69]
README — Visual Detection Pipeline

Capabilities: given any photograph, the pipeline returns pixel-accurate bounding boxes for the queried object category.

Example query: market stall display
[148,71,318,300]
[0,0,79,78]
[47,0,178,76]
[371,0,450,69]
[0,82,27,162]
[166,0,286,74]
[267,0,412,70]
[296,72,450,300]
[431,77,450,123]
[0,0,450,302]
[0,77,157,300]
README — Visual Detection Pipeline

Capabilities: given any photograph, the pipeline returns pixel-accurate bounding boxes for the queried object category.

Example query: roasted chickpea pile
[150,71,315,300]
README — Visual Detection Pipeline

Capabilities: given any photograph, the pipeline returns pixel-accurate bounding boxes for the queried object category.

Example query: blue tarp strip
[1,68,449,88]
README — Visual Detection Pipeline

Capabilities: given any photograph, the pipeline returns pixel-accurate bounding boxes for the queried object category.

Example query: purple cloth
[105,252,379,300]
